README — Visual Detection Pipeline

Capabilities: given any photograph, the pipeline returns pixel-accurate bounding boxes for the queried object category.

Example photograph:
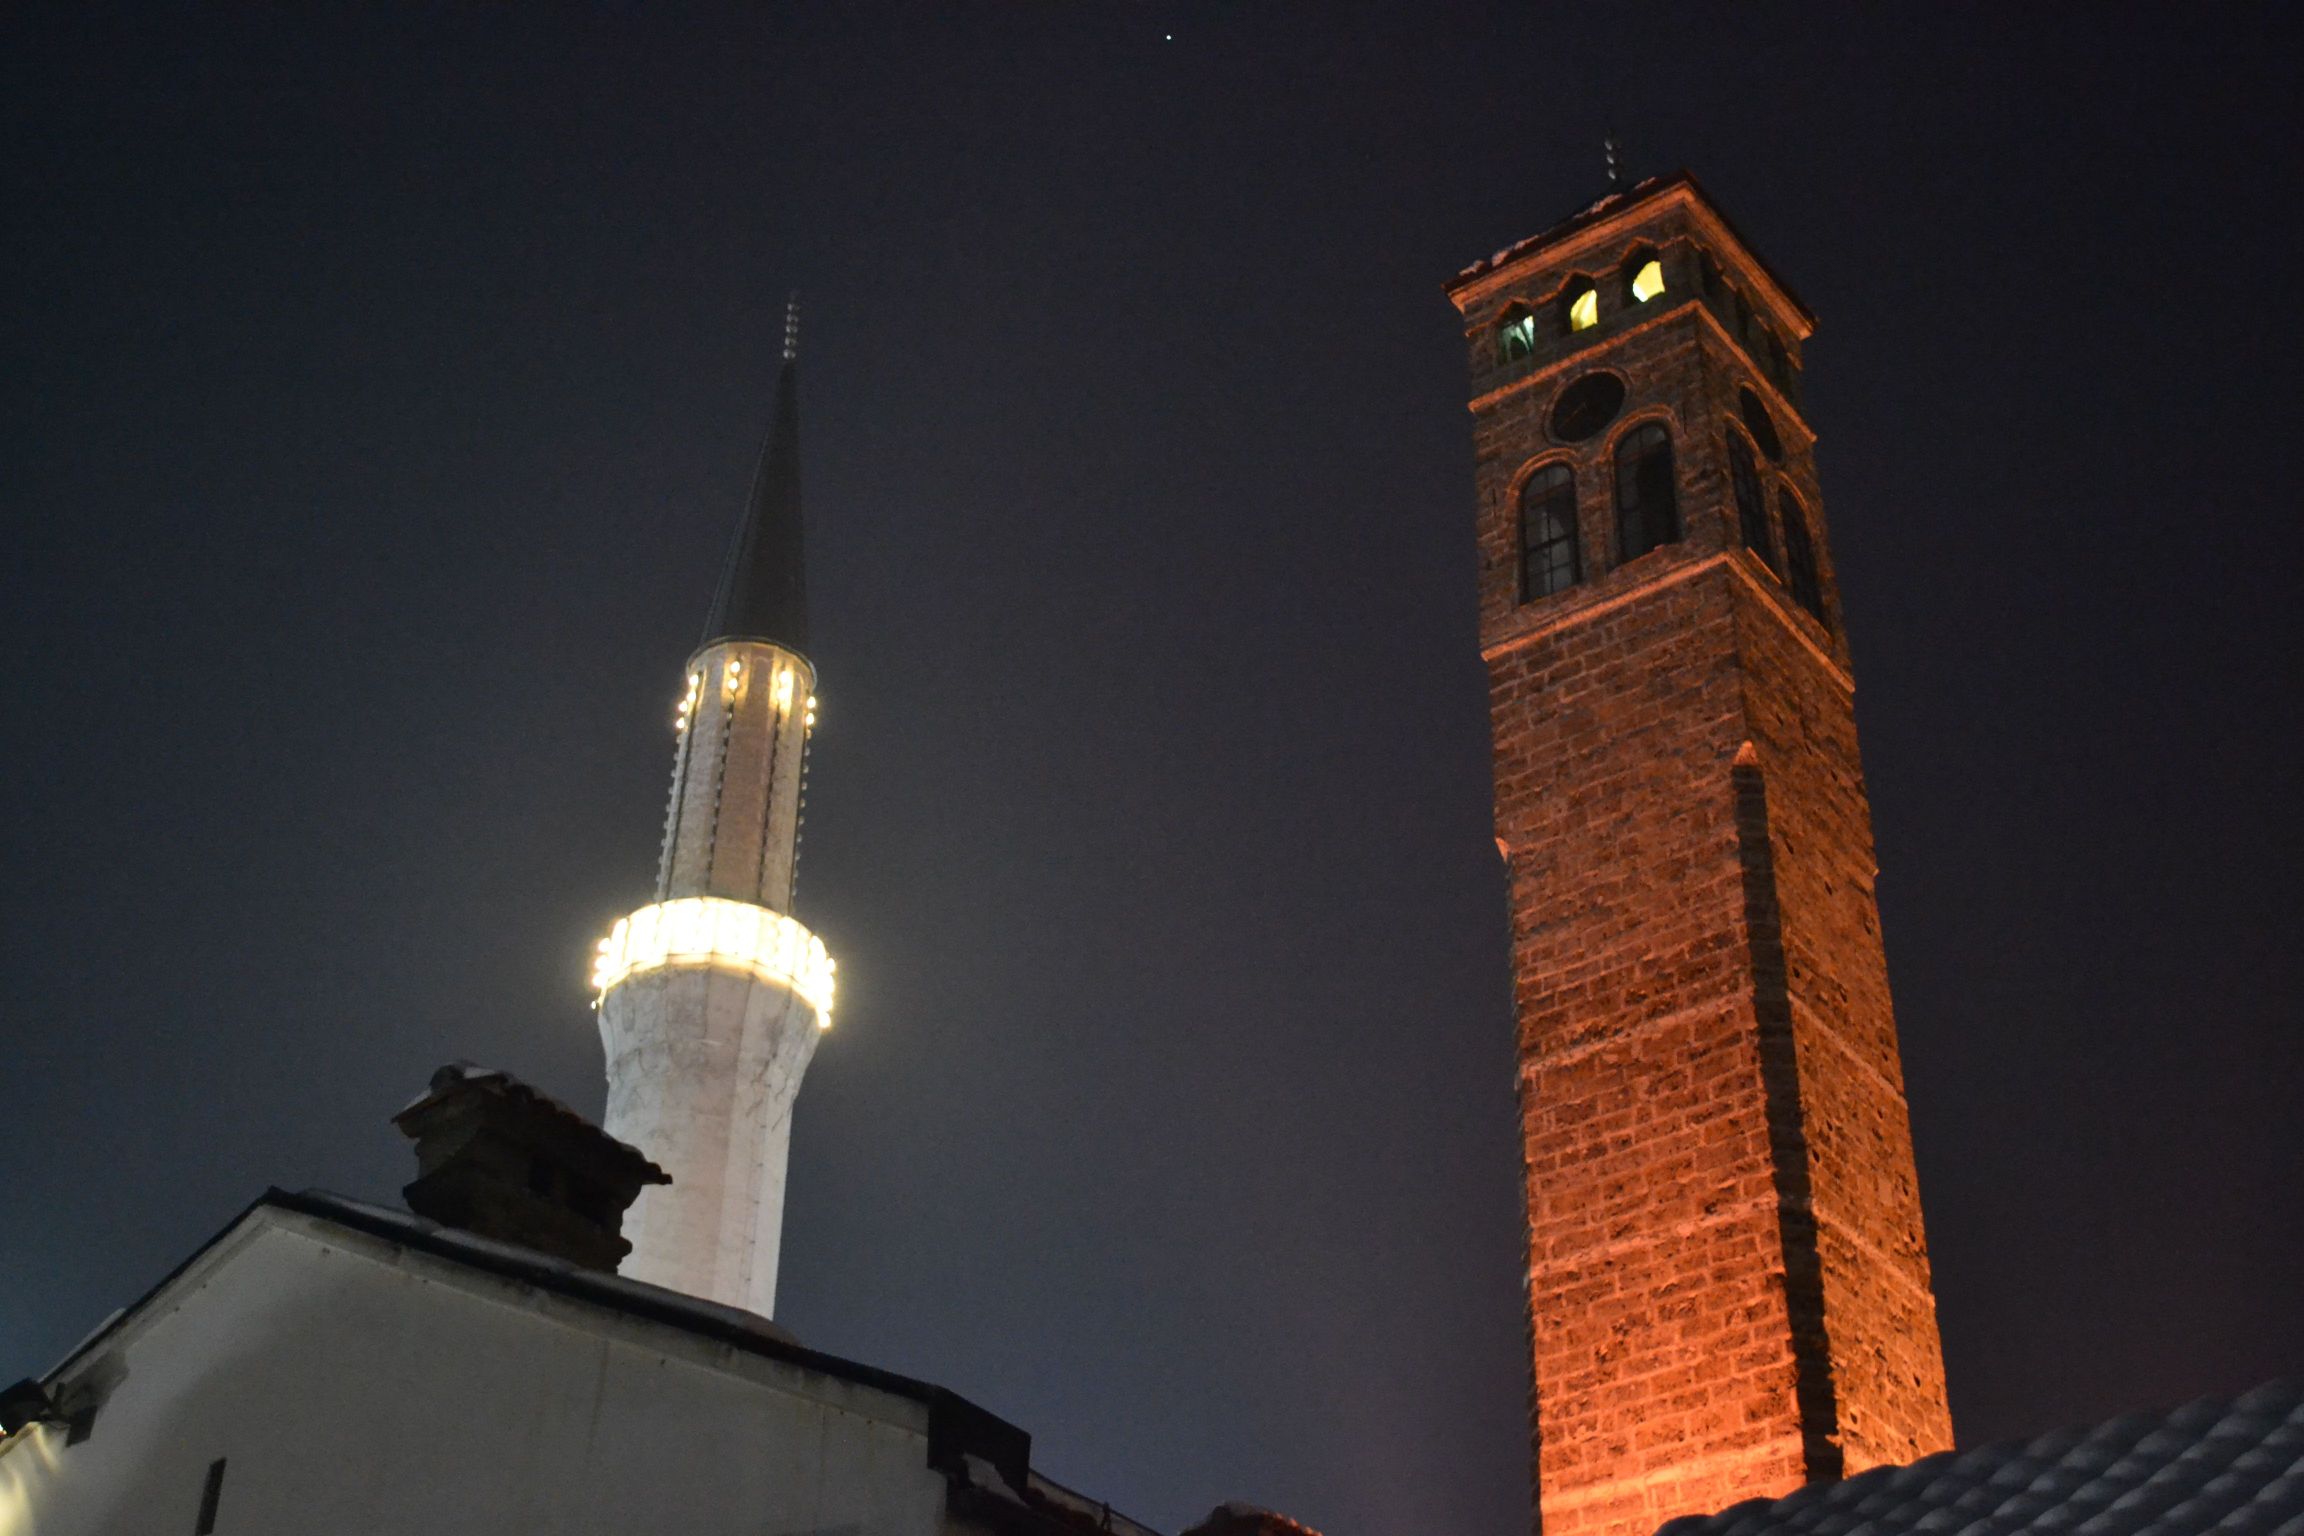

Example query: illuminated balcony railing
[593,897,835,1026]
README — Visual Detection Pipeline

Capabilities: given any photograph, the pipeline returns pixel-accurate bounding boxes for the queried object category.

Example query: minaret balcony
[592,896,836,1025]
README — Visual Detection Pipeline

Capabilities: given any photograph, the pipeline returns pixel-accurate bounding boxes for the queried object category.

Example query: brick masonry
[1447,178,1952,1536]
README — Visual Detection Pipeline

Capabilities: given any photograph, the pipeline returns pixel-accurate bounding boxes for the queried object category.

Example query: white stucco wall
[0,1208,949,1536]
[601,964,821,1314]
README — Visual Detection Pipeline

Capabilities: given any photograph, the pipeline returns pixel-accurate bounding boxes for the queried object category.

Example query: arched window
[1496,304,1537,363]
[1739,387,1784,461]
[1519,464,1581,600]
[1728,432,1775,572]
[1625,247,1665,305]
[1615,423,1679,561]
[1779,484,1827,625]
[1563,277,1599,333]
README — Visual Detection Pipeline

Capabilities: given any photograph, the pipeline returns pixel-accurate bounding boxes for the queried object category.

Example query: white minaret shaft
[594,339,828,1318]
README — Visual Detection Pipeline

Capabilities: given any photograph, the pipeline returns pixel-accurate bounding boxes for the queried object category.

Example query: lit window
[1614,422,1679,561]
[1728,432,1775,572]
[1629,259,1665,303]
[1564,279,1599,332]
[1519,464,1581,600]
[1497,307,1537,363]
[1779,485,1827,625]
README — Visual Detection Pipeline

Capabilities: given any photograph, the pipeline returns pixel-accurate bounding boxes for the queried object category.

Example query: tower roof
[702,339,809,655]
[1446,169,1816,331]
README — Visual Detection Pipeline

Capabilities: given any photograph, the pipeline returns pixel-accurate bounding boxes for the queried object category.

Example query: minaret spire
[702,302,809,654]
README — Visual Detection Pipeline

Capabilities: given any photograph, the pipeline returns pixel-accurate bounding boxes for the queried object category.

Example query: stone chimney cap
[393,1061,671,1272]
[394,1062,668,1188]
[1179,1504,1327,1536]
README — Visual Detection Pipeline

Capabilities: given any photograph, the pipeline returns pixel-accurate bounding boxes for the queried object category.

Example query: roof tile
[1655,1382,2304,1536]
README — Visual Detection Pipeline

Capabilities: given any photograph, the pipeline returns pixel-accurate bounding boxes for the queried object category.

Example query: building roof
[29,1186,1160,1536]
[49,1191,1033,1489]
[1446,169,1816,327]
[702,349,809,655]
[1657,1380,2304,1536]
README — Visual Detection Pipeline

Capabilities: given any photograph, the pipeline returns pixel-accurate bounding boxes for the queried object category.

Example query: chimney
[393,1063,669,1272]
[1178,1505,1327,1536]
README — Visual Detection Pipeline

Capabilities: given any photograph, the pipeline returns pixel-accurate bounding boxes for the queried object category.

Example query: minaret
[592,301,832,1318]
[1446,175,1951,1535]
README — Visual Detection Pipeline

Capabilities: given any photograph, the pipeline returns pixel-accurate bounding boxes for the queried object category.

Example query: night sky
[5,6,2301,1535]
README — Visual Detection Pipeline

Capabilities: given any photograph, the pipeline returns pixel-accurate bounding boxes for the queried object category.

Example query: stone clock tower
[591,311,833,1320]
[1446,176,1952,1536]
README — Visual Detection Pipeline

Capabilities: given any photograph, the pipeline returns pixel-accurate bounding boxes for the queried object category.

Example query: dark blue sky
[4,7,2300,1536]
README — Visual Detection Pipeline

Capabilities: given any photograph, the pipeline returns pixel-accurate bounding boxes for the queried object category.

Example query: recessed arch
[1765,333,1793,390]
[1495,301,1538,364]
[1739,386,1785,462]
[1779,482,1827,625]
[1561,275,1599,333]
[1517,460,1582,601]
[1697,247,1723,299]
[1726,428,1777,573]
[1623,245,1665,305]
[1614,419,1680,561]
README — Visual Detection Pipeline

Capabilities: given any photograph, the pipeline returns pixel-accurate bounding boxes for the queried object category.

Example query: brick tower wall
[1728,579,1950,1474]
[1452,179,1951,1536]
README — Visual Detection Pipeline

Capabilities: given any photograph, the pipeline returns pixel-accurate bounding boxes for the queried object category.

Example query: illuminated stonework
[594,896,835,1025]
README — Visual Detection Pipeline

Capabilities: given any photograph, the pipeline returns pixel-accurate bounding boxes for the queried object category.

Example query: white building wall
[0,1210,949,1536]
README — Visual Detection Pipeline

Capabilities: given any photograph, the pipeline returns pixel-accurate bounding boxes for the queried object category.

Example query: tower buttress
[1447,174,1951,1536]
[593,335,832,1318]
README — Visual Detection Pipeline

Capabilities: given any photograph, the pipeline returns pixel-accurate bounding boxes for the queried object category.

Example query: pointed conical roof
[702,349,808,654]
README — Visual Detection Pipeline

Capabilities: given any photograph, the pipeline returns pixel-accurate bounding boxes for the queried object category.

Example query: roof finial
[1604,132,1623,190]
[782,292,800,364]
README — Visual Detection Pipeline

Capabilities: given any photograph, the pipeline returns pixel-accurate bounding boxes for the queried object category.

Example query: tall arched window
[1614,423,1679,561]
[1779,484,1827,625]
[1520,464,1581,600]
[1728,432,1775,572]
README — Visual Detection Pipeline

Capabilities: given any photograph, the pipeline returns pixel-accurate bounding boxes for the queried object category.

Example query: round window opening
[1739,387,1784,462]
[1550,373,1626,443]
